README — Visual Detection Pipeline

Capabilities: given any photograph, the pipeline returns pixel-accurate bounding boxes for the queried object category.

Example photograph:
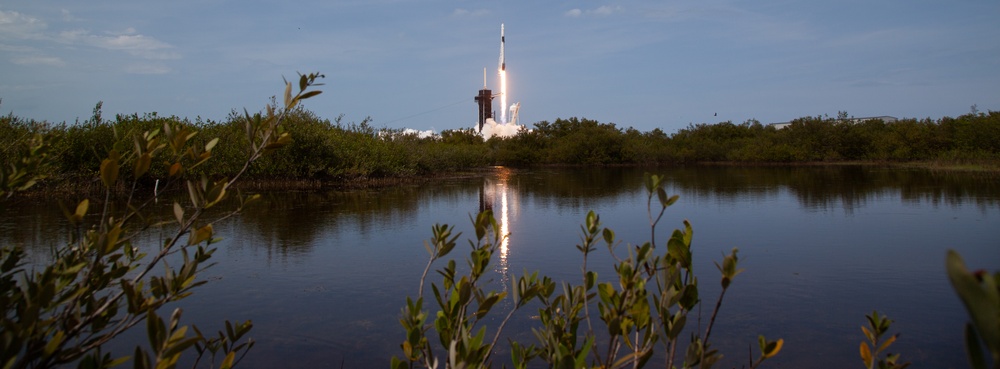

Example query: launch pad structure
[474,70,494,133]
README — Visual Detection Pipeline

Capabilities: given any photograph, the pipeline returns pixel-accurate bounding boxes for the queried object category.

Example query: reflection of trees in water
[508,167,646,211]
[784,166,886,214]
[661,166,785,203]
[3,167,996,261]
[505,165,999,214]
[0,199,73,262]
[233,181,483,256]
[662,166,1000,213]
[0,182,481,262]
[895,170,1000,210]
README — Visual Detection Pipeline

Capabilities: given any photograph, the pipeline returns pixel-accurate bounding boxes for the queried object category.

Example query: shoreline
[9,161,999,199]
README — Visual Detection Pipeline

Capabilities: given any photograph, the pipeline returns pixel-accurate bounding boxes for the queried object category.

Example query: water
[2,166,997,368]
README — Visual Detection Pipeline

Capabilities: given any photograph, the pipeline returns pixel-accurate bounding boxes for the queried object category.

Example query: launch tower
[474,68,493,132]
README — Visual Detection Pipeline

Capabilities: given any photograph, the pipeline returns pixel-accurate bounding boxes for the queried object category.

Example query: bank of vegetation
[3,103,999,192]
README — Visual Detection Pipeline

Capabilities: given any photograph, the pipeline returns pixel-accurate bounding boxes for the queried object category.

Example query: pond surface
[2,166,998,368]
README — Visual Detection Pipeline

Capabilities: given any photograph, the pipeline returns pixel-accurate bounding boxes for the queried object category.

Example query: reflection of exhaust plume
[480,167,514,296]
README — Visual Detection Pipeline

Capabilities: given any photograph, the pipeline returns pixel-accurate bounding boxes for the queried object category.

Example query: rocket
[499,23,505,71]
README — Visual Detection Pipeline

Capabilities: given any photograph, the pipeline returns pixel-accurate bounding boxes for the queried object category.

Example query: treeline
[1,104,498,186]
[488,112,1000,165]
[2,104,999,185]
[666,113,1000,163]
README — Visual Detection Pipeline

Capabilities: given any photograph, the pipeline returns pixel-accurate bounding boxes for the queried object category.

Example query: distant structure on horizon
[769,115,898,129]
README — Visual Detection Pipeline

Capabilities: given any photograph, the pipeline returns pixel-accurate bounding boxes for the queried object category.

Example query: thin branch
[703,286,728,346]
[483,303,521,364]
[417,250,436,300]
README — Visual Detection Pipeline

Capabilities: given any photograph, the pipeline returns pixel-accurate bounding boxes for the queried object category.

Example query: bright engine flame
[499,69,507,124]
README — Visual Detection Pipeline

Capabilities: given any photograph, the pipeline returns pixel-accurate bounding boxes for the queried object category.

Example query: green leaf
[147,310,165,351]
[574,336,594,368]
[665,194,679,206]
[683,219,693,245]
[168,162,183,177]
[964,323,987,369]
[390,357,408,369]
[860,342,872,368]
[134,152,152,178]
[134,346,150,369]
[679,285,699,310]
[43,330,65,355]
[173,202,184,224]
[205,137,219,152]
[666,312,685,339]
[861,325,874,343]
[283,81,293,109]
[105,222,122,253]
[100,150,120,188]
[598,282,615,305]
[602,228,615,245]
[877,334,897,353]
[585,210,599,234]
[763,338,783,358]
[106,355,131,368]
[946,250,1000,351]
[205,181,228,208]
[585,271,597,290]
[188,224,214,245]
[262,142,287,151]
[72,199,89,224]
[299,90,322,100]
[187,180,200,208]
[162,336,200,358]
[220,352,235,369]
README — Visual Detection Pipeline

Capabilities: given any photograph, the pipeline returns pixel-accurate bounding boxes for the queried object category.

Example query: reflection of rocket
[499,23,505,71]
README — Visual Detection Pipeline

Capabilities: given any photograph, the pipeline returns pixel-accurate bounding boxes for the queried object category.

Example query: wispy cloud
[0,12,62,68]
[125,63,171,75]
[636,4,815,43]
[58,28,180,60]
[828,27,938,50]
[1,8,178,72]
[565,5,622,18]
[592,5,622,16]
[11,55,65,67]
[0,9,48,39]
[60,8,82,22]
[452,8,490,18]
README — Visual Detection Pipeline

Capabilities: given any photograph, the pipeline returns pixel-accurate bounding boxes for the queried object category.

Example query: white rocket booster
[498,23,507,124]
[499,23,505,71]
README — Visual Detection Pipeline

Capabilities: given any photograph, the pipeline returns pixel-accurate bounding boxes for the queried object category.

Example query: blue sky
[2,1,998,134]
